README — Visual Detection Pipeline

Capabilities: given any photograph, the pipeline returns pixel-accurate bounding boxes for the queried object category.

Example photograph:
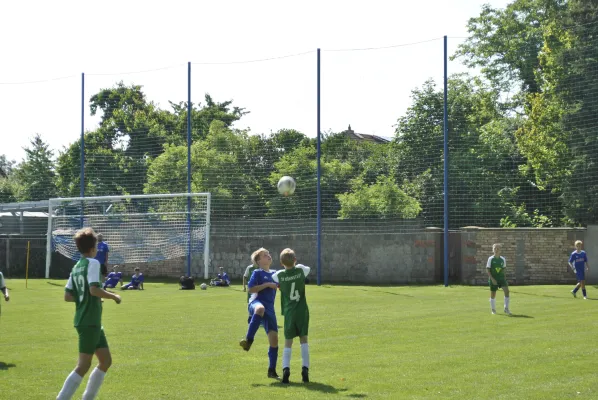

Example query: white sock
[301,343,310,368]
[490,298,496,310]
[82,367,106,400]
[504,297,510,309]
[56,371,83,400]
[282,347,292,369]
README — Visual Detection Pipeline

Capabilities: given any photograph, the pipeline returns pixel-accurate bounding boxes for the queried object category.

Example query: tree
[337,176,421,219]
[14,134,57,201]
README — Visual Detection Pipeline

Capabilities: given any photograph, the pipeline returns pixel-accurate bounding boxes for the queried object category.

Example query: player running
[272,248,311,384]
[56,227,121,400]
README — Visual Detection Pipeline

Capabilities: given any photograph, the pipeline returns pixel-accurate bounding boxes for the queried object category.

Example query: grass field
[1,279,597,399]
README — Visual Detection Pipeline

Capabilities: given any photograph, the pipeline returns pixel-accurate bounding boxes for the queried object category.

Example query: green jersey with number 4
[65,257,103,327]
[273,265,310,317]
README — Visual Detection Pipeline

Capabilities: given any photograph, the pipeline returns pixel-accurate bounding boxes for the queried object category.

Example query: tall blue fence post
[187,62,192,277]
[443,36,449,287]
[80,72,85,228]
[316,48,322,286]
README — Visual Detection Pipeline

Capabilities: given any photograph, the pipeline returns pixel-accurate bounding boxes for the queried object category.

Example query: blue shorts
[248,301,278,334]
[575,268,585,281]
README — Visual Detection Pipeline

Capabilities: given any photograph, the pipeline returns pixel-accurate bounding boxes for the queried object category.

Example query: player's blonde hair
[251,247,268,265]
[280,248,296,268]
[492,243,501,251]
[575,240,583,246]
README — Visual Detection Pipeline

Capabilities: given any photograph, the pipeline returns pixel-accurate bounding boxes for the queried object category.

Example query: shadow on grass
[334,287,413,298]
[47,281,64,287]
[508,290,563,299]
[0,362,16,370]
[501,314,534,318]
[253,381,362,396]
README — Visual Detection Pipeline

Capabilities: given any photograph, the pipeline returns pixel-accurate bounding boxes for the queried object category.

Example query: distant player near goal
[272,248,311,384]
[56,228,122,400]
[486,243,511,315]
[0,271,9,316]
[569,240,590,299]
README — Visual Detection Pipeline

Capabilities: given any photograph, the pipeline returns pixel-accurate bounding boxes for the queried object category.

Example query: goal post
[45,192,211,279]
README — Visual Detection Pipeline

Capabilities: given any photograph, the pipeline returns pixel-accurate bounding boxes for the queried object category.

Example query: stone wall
[459,227,586,285]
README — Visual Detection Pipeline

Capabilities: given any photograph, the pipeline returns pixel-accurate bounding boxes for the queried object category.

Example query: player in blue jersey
[95,234,110,279]
[239,247,280,379]
[121,268,144,290]
[210,267,231,286]
[103,265,123,289]
[569,240,590,299]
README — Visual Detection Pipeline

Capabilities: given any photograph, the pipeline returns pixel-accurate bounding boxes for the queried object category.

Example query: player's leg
[82,330,111,400]
[502,284,511,315]
[489,283,498,314]
[580,279,587,299]
[299,311,310,383]
[282,338,293,384]
[263,312,279,378]
[572,274,581,297]
[57,327,98,399]
[240,302,265,351]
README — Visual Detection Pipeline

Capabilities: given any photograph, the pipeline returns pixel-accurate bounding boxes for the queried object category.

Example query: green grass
[1,280,597,399]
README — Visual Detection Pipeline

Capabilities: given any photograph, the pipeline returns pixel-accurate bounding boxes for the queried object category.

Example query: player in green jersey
[243,261,258,301]
[272,248,311,384]
[0,270,9,317]
[56,227,122,400]
[486,243,511,315]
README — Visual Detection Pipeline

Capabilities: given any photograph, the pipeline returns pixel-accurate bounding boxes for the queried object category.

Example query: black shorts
[100,264,108,276]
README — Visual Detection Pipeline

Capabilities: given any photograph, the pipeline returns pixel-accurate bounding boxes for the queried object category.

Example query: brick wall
[459,227,586,285]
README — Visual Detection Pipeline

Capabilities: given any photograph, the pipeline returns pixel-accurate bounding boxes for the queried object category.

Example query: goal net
[45,193,211,279]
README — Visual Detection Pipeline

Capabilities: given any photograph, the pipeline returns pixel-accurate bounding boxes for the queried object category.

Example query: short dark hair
[74,227,97,254]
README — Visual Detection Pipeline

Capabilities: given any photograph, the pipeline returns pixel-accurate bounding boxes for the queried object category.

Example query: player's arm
[297,264,311,277]
[486,257,497,284]
[64,275,75,302]
[568,253,576,271]
[105,245,109,266]
[247,272,276,293]
[88,260,121,303]
[243,266,251,292]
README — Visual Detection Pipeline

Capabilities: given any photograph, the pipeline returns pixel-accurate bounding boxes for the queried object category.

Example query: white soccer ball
[200,283,207,290]
[277,176,296,196]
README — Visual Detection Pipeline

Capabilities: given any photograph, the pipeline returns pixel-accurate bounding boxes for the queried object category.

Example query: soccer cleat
[504,308,512,315]
[491,309,496,315]
[239,338,253,351]
[584,297,588,300]
[282,367,290,384]
[572,290,577,298]
[267,368,279,379]
[301,366,309,383]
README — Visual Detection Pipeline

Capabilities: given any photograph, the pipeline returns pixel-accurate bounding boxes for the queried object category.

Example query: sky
[0,0,511,163]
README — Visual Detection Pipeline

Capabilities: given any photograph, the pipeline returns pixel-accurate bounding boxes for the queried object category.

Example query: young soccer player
[210,267,231,287]
[0,270,9,317]
[272,248,311,384]
[102,265,123,289]
[569,240,590,299]
[56,227,122,400]
[240,247,280,379]
[243,262,258,297]
[94,233,109,279]
[486,243,511,315]
[121,267,144,290]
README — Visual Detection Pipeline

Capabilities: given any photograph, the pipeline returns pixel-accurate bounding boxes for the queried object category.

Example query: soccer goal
[45,193,211,279]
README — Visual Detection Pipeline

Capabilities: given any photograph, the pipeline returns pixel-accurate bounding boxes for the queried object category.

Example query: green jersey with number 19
[273,264,310,317]
[65,257,103,327]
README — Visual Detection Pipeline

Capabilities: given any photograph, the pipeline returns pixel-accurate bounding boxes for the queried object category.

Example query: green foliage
[337,176,421,219]
[13,134,57,201]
